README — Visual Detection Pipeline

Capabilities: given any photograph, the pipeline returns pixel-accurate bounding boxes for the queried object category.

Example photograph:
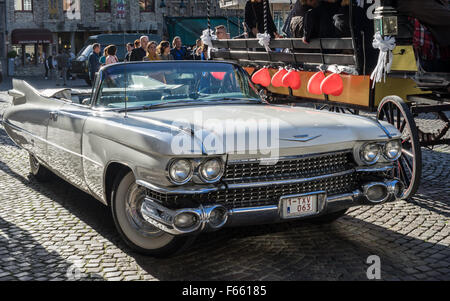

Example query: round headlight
[384,140,402,161]
[199,158,223,183]
[360,143,380,165]
[168,159,193,185]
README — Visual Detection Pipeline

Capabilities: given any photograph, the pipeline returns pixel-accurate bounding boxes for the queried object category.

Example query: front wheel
[29,154,51,182]
[111,171,196,257]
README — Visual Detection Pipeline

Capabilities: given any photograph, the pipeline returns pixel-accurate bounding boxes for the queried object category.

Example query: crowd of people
[85,0,449,81]
[87,32,225,85]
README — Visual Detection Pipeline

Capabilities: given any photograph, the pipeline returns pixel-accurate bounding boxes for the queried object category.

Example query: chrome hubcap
[125,183,164,237]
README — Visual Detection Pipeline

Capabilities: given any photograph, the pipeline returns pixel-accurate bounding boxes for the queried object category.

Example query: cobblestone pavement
[0,77,449,281]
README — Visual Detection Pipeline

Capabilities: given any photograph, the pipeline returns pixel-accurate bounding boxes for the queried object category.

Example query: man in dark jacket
[124,43,134,62]
[130,36,148,61]
[302,0,340,43]
[170,37,189,60]
[244,0,281,38]
[88,43,101,85]
[287,0,319,38]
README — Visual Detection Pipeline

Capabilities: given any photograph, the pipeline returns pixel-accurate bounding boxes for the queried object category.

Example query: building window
[139,0,155,12]
[95,0,111,12]
[14,0,33,12]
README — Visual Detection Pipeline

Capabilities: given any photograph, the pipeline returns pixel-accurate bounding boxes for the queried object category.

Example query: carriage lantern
[373,0,398,36]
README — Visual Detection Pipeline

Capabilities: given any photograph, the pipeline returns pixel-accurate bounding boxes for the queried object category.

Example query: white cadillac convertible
[3,61,404,256]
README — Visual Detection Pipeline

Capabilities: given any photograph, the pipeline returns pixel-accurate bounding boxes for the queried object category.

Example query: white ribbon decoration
[370,32,396,87]
[200,29,217,59]
[257,33,272,52]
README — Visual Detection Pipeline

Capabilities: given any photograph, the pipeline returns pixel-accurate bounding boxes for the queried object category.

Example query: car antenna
[123,28,128,118]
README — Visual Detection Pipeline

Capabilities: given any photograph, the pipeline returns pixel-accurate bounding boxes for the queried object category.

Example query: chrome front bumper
[140,179,403,236]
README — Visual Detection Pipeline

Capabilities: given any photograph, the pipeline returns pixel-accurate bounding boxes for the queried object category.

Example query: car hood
[126,104,400,157]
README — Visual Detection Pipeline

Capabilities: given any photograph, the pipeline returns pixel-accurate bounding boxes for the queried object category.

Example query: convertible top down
[3,61,405,256]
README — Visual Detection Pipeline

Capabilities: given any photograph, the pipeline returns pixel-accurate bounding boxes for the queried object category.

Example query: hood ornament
[281,134,322,142]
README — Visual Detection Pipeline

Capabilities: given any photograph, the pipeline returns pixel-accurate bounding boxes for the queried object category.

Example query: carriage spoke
[401,155,413,174]
[399,119,407,133]
[402,148,414,158]
[389,103,395,125]
[398,160,410,186]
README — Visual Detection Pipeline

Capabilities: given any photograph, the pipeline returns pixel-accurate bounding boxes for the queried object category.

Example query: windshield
[95,62,260,109]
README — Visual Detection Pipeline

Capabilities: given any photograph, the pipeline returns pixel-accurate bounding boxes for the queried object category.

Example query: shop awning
[11,29,53,44]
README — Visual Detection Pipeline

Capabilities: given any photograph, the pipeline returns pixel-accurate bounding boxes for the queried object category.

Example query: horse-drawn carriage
[209,0,450,200]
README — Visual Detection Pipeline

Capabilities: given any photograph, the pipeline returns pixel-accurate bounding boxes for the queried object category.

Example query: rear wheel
[377,96,422,200]
[29,154,51,182]
[110,171,196,257]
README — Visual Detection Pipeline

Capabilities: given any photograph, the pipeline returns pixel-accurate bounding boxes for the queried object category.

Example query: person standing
[192,39,203,60]
[88,43,101,86]
[144,41,159,61]
[124,43,134,61]
[105,45,119,65]
[44,52,51,79]
[56,49,69,86]
[170,37,189,60]
[130,36,149,61]
[99,46,110,66]
[157,41,174,60]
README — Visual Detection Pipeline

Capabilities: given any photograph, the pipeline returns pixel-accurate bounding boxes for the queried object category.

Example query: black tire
[309,209,348,224]
[377,96,422,200]
[110,170,196,257]
[29,154,51,182]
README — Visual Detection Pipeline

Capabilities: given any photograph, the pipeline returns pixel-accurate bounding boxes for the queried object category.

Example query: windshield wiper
[117,99,203,113]
[117,98,262,113]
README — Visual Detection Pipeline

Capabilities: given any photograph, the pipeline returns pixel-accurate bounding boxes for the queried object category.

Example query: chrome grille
[209,172,359,209]
[224,151,355,183]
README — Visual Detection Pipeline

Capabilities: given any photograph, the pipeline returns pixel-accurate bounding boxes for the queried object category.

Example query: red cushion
[282,70,301,90]
[271,68,288,88]
[320,73,344,96]
[211,72,226,81]
[251,68,272,87]
[307,71,326,95]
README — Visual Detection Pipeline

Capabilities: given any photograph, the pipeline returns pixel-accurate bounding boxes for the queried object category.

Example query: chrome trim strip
[230,205,278,215]
[2,119,103,167]
[136,179,220,194]
[355,165,394,172]
[280,134,322,142]
[226,169,355,189]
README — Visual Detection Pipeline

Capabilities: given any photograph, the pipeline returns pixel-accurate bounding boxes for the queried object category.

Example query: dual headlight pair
[168,158,224,185]
[360,140,402,165]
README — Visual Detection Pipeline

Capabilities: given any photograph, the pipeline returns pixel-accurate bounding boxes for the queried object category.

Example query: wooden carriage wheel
[377,96,422,200]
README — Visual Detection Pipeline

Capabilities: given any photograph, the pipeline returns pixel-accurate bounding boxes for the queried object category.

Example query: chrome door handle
[49,112,58,121]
